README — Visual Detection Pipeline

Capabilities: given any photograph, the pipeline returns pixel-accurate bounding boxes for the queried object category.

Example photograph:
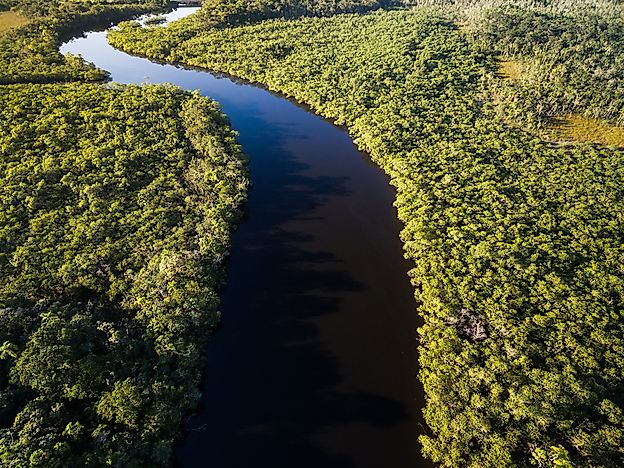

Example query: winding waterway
[61,9,428,468]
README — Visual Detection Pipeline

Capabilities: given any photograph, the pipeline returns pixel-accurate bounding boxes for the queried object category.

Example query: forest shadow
[175,96,411,468]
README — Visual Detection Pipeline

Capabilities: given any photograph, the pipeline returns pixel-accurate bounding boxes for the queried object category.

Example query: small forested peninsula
[108,1,624,466]
[0,84,247,466]
[0,1,248,465]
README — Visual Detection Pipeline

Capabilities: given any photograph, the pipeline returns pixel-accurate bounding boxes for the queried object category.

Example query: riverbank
[108,5,624,467]
[0,4,249,465]
[63,7,432,467]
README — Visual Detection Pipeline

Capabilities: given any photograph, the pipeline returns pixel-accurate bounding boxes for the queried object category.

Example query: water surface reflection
[61,11,428,467]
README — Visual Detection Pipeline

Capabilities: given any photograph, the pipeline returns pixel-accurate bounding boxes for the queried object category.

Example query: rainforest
[2,0,624,466]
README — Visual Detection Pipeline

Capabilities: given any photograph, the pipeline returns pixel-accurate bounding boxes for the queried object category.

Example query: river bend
[61,9,426,467]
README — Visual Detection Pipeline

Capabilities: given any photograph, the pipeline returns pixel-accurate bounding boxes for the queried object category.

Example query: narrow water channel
[61,9,427,467]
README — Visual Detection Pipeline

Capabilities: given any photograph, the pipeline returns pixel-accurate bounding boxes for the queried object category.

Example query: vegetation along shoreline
[1,0,623,466]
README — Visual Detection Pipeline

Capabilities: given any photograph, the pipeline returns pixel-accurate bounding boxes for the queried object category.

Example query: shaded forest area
[0,1,248,466]
[109,1,624,466]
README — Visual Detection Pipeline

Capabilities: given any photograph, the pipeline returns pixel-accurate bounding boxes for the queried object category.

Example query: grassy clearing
[496,58,524,80]
[546,114,624,147]
[0,11,28,34]
[494,59,624,147]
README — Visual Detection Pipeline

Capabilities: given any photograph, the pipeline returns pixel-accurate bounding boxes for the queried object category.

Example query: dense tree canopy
[2,0,624,465]
[110,4,624,466]
[0,83,248,466]
[461,1,624,130]
[196,0,399,26]
[0,0,166,84]
[0,0,252,466]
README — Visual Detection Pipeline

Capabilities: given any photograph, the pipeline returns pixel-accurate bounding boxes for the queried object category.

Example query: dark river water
[61,9,428,468]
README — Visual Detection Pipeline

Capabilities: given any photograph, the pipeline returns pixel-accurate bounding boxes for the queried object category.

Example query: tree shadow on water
[175,100,412,468]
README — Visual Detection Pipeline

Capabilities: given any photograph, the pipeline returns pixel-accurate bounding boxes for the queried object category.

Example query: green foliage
[0,83,248,466]
[0,0,166,84]
[0,2,249,466]
[198,0,399,27]
[109,6,624,466]
[461,1,624,129]
[532,445,575,468]
[97,379,142,429]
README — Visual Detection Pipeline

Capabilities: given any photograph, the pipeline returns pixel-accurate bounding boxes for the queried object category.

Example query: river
[61,8,428,468]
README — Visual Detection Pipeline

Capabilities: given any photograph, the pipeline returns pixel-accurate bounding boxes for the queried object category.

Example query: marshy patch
[496,58,525,81]
[0,11,29,35]
[546,114,624,148]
